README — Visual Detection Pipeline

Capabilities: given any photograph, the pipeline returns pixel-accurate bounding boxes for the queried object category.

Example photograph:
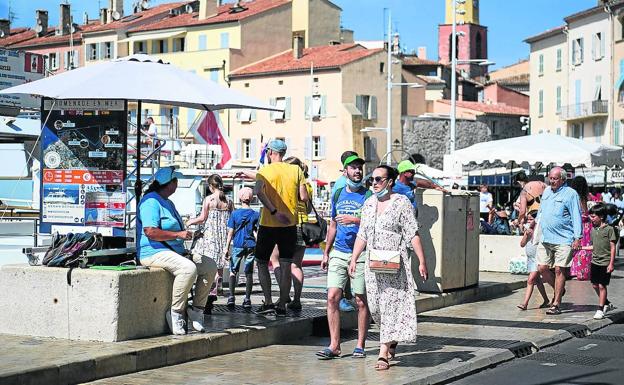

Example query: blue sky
[0,0,600,69]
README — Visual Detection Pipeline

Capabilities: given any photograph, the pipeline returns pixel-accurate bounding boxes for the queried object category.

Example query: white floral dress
[193,208,231,269]
[357,193,419,344]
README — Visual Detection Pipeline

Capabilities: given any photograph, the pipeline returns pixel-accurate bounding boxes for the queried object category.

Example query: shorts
[327,249,366,295]
[590,263,611,286]
[230,247,255,275]
[537,242,573,268]
[255,225,297,262]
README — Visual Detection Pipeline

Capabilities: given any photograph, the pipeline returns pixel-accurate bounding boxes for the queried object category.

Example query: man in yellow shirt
[255,139,309,316]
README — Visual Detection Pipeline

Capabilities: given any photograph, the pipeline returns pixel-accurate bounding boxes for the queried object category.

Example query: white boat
[43,190,76,204]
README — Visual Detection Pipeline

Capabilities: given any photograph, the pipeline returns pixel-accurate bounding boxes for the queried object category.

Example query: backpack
[332,187,372,209]
[43,232,104,268]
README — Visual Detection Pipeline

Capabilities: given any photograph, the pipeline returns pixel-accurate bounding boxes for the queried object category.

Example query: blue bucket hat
[266,139,287,154]
[154,166,183,185]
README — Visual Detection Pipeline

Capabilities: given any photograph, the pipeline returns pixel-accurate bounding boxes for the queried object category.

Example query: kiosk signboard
[40,99,127,233]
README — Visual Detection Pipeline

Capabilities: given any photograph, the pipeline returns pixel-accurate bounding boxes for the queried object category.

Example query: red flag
[189,111,232,169]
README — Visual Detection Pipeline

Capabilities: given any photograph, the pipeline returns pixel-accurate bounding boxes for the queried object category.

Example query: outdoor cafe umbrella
[451,133,624,168]
[0,54,281,230]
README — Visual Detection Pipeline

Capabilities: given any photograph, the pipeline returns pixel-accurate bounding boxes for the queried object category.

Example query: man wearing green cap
[395,160,446,212]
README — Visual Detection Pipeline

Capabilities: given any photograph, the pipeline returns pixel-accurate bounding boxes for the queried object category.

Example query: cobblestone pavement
[85,264,624,385]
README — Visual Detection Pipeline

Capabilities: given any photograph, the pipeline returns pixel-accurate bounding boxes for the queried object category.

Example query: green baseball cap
[397,160,416,174]
[342,154,365,167]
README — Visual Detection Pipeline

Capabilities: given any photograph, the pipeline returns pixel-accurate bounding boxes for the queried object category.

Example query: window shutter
[98,43,105,60]
[235,139,242,160]
[269,97,276,120]
[285,97,292,120]
[73,50,79,67]
[304,137,311,160]
[370,96,378,120]
[579,37,584,63]
[236,109,242,122]
[319,136,326,159]
[572,40,577,64]
[251,109,257,121]
[592,34,597,60]
[594,76,602,101]
[251,138,257,160]
[321,95,327,117]
[304,96,311,119]
[371,138,378,161]
[355,95,363,115]
[615,120,621,145]
[600,33,605,58]
[63,51,69,69]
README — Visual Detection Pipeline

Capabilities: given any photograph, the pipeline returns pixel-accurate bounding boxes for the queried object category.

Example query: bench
[479,234,526,273]
[0,263,173,342]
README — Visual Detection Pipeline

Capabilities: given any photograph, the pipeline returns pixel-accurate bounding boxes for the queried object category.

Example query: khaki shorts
[327,249,365,295]
[536,242,573,268]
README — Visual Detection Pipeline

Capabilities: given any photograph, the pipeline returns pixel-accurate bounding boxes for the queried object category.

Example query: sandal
[546,305,561,315]
[352,347,366,358]
[316,347,341,360]
[375,357,390,371]
[517,304,527,311]
[388,342,398,360]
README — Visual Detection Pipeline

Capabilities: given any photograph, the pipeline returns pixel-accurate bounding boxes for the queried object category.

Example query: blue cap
[266,139,287,153]
[154,166,183,185]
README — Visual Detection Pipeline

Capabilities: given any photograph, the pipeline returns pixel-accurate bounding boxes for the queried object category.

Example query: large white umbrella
[0,54,278,111]
[452,133,624,167]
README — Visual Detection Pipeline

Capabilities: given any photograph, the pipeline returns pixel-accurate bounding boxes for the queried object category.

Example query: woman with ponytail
[187,174,233,310]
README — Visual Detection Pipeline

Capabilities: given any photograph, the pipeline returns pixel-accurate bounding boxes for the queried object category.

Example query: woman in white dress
[349,165,428,371]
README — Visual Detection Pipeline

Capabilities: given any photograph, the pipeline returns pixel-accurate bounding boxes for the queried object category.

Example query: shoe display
[186,306,206,332]
[593,309,605,320]
[242,297,252,309]
[227,296,236,308]
[169,309,186,335]
[339,298,356,312]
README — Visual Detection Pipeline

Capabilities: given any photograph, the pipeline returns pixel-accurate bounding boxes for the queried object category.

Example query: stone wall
[402,115,525,169]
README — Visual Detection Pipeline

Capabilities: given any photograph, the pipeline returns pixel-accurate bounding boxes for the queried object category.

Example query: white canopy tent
[451,133,624,168]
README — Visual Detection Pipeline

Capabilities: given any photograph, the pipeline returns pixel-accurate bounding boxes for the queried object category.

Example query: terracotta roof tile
[0,28,36,47]
[10,21,102,48]
[230,44,383,77]
[129,0,289,33]
[417,75,445,85]
[402,56,442,66]
[86,2,188,33]
[493,73,530,86]
[438,100,528,116]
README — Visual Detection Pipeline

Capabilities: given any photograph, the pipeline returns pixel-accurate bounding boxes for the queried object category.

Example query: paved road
[450,322,624,385]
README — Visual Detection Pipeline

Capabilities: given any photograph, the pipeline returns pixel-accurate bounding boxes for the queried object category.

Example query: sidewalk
[0,271,525,385]
[86,265,624,385]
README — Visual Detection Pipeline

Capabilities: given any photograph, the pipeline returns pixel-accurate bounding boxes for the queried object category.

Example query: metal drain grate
[271,291,328,300]
[587,334,624,343]
[212,304,326,318]
[524,352,610,367]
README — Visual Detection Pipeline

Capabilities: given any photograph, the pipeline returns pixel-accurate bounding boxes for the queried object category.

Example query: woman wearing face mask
[348,165,428,371]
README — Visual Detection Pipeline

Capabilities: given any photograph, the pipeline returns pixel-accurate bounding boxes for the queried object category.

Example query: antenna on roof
[112,10,121,20]
[185,4,194,14]
[140,0,150,10]
[35,24,43,34]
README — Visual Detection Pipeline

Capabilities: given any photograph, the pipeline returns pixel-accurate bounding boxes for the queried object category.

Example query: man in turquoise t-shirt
[318,153,370,360]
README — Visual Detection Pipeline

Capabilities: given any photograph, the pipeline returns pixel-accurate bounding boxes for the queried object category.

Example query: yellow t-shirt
[257,162,306,227]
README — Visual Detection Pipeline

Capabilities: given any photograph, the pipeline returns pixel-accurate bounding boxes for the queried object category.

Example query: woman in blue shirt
[138,167,217,335]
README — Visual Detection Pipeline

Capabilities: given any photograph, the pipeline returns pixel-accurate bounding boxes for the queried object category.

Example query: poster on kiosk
[40,99,127,236]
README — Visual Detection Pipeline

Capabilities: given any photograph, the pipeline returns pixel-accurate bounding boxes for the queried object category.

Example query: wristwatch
[270,208,278,215]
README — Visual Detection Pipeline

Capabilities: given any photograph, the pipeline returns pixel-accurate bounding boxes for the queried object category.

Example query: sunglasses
[368,176,388,184]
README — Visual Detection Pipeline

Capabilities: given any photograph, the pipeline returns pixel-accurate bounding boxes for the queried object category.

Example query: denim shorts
[230,247,255,274]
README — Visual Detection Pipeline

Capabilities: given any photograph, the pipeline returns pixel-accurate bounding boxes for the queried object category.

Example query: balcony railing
[560,100,608,121]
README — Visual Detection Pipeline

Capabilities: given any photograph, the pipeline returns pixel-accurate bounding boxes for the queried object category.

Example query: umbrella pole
[135,100,143,232]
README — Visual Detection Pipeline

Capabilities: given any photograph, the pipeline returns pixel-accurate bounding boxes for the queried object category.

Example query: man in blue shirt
[537,167,583,315]
[394,160,446,215]
[317,153,370,360]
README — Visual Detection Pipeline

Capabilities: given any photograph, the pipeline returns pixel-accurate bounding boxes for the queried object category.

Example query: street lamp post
[385,10,393,165]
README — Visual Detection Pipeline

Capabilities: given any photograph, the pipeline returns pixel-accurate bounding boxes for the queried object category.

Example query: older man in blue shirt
[537,167,583,315]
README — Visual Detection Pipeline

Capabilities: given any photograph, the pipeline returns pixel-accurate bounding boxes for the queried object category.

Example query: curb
[0,279,526,385]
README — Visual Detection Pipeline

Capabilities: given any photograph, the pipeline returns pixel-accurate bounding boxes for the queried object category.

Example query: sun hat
[154,166,183,185]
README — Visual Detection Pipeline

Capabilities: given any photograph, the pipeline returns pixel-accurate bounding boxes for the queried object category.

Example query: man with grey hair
[536,167,582,315]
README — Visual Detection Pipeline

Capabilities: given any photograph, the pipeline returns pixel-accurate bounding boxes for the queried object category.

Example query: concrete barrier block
[134,346,167,372]
[479,235,524,273]
[94,353,136,379]
[58,359,96,385]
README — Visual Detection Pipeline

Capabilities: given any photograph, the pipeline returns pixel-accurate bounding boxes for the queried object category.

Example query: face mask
[346,178,363,189]
[375,187,389,199]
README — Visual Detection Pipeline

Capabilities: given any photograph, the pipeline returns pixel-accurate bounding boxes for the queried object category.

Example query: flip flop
[316,347,341,360]
[517,304,527,311]
[352,347,366,358]
[375,357,390,371]
[388,342,398,360]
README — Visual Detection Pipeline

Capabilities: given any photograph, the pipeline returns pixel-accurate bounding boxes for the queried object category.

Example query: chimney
[199,0,220,20]
[417,46,427,60]
[109,0,124,19]
[35,10,48,37]
[60,3,71,35]
[293,35,304,59]
[83,11,89,24]
[100,8,108,24]
[0,19,9,38]
[391,33,400,55]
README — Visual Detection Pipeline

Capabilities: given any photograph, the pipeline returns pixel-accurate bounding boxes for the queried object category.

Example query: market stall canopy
[0,54,281,112]
[0,117,40,142]
[452,133,624,168]
[415,163,445,179]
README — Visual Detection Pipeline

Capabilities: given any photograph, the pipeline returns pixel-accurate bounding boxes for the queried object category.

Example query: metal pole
[309,62,314,165]
[386,10,392,165]
[450,0,458,154]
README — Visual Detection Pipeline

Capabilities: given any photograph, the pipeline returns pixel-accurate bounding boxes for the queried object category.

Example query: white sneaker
[186,306,206,332]
[593,309,605,320]
[166,309,186,335]
[603,303,615,314]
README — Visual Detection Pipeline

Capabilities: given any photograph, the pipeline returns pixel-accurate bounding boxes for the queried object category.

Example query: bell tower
[438,0,488,78]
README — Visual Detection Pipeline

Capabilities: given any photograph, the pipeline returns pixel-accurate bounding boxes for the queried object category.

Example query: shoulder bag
[367,198,402,274]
